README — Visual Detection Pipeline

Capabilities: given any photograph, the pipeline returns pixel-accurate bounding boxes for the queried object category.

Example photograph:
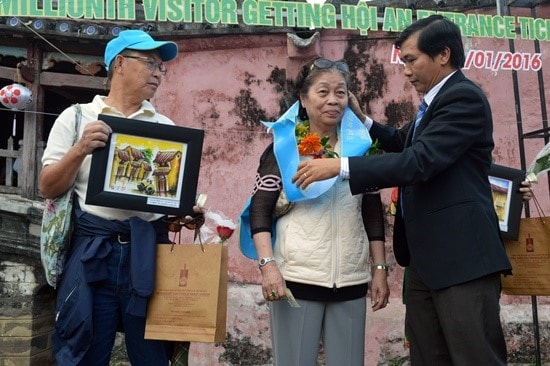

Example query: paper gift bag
[145,243,228,342]
[502,217,550,296]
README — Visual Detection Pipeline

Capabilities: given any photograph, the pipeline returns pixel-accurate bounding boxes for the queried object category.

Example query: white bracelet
[258,257,275,268]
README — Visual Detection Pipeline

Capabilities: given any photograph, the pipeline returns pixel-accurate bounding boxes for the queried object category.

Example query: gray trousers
[270,297,366,366]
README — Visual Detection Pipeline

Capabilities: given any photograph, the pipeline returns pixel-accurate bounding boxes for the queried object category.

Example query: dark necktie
[412,100,428,138]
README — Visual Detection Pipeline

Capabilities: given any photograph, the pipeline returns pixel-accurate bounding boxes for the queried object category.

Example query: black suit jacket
[349,70,512,290]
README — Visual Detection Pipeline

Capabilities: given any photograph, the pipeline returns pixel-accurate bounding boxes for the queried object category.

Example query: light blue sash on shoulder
[265,101,371,201]
[238,101,372,259]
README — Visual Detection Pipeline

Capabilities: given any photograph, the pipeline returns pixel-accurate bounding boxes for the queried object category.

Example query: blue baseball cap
[104,30,178,71]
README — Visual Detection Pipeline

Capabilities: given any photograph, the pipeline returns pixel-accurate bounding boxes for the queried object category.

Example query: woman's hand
[370,269,390,311]
[260,262,287,301]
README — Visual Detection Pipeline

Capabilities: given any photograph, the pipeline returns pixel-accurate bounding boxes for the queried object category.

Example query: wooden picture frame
[86,114,204,216]
[488,164,525,241]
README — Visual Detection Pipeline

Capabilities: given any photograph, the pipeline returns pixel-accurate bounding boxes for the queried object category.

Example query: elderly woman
[247,58,390,365]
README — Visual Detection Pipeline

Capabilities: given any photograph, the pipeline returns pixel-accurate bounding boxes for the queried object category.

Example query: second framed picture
[86,114,204,216]
[488,164,525,241]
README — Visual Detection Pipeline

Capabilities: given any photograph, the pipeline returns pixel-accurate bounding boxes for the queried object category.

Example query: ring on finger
[270,290,277,298]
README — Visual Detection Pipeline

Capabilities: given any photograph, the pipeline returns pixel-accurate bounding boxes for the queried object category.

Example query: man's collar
[94,95,155,117]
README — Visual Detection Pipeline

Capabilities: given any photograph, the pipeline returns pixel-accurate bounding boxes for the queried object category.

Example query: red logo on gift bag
[526,234,534,252]
[179,265,188,287]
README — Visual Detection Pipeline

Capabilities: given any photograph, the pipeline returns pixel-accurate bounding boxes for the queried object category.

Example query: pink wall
[155,6,550,289]
[150,7,550,362]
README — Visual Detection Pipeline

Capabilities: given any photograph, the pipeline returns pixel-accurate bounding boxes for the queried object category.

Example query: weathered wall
[149,6,550,365]
[1,5,550,365]
[0,195,56,366]
[0,193,547,366]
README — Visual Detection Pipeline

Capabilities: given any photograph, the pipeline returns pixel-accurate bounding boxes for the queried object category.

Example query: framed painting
[86,114,204,216]
[488,164,525,240]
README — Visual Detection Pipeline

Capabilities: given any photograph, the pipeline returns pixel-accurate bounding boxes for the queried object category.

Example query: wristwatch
[258,257,275,268]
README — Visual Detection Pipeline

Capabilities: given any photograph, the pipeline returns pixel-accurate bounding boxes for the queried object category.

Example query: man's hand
[519,180,533,201]
[348,92,366,122]
[292,158,341,189]
[75,120,112,156]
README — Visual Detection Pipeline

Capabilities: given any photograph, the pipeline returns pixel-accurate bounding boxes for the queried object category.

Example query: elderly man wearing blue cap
[40,30,179,366]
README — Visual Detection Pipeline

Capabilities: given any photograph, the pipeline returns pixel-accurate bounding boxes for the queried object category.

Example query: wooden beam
[0,65,16,81]
[20,41,43,199]
[0,186,21,194]
[40,71,107,91]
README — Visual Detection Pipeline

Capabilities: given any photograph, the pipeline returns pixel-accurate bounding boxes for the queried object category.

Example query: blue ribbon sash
[238,101,372,259]
[266,101,371,201]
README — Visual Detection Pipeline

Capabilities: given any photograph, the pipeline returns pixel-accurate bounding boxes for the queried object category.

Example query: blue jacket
[52,205,169,365]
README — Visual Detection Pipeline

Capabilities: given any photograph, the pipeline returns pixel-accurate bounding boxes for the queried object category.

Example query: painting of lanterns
[487,164,525,241]
[105,133,187,202]
[87,114,204,215]
[489,175,512,230]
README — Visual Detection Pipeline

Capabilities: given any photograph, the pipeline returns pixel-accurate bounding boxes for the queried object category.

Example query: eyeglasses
[121,55,167,75]
[310,58,349,73]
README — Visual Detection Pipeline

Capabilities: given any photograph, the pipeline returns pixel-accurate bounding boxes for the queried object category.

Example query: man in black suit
[293,15,514,365]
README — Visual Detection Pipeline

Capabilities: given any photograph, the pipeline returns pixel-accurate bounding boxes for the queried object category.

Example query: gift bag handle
[529,188,546,224]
